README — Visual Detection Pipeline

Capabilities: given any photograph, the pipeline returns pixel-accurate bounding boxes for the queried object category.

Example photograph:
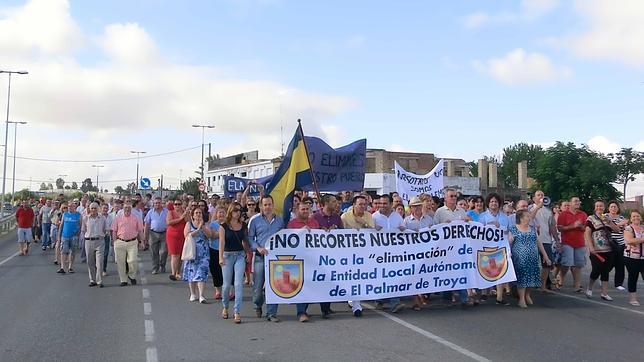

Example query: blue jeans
[41,223,52,247]
[222,251,246,313]
[442,290,468,303]
[253,254,278,316]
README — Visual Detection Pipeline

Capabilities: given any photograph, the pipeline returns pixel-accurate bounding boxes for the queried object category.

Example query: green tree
[64,185,71,190]
[181,177,200,196]
[114,186,125,195]
[81,178,98,193]
[55,178,65,189]
[71,181,78,190]
[47,183,54,190]
[465,161,478,177]
[39,182,48,191]
[610,147,644,198]
[126,182,137,195]
[532,142,620,211]
[499,143,545,188]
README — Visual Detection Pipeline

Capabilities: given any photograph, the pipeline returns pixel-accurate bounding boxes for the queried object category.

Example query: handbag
[181,232,196,261]
[597,216,618,253]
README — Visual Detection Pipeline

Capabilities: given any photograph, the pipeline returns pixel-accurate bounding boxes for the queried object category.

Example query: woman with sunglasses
[166,199,189,281]
[219,202,250,323]
[183,207,211,303]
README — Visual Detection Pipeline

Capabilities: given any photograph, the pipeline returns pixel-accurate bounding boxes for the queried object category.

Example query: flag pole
[297,119,323,204]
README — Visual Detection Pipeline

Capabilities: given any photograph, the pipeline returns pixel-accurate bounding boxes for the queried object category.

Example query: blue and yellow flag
[266,123,313,224]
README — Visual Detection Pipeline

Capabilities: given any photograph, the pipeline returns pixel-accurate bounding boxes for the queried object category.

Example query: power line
[0,145,201,163]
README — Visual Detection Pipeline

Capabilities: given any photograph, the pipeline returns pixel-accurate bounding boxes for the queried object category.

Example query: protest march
[13,122,644,327]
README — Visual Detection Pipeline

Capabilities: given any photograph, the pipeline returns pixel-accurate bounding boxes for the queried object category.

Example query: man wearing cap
[112,201,144,286]
[403,196,433,231]
[81,202,108,287]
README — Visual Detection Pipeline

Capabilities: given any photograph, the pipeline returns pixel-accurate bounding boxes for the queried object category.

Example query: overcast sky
[0,0,642,198]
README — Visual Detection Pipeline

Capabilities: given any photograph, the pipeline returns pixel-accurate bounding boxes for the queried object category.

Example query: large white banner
[265,222,516,304]
[394,159,444,204]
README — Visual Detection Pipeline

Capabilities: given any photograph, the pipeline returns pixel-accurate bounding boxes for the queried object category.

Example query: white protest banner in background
[265,222,516,304]
[394,159,444,204]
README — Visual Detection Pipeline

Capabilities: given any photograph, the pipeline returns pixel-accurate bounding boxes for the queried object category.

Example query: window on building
[241,171,247,177]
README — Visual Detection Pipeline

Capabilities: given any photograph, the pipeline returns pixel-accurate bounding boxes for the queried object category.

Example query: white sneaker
[189,294,198,302]
[601,294,613,301]
[585,290,593,298]
[616,286,626,291]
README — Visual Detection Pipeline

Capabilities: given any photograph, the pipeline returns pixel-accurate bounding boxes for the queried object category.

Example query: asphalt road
[1,230,644,362]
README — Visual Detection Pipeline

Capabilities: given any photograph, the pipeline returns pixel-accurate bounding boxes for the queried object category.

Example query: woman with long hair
[219,202,250,323]
[584,200,615,301]
[166,200,189,281]
[182,207,211,303]
[624,211,644,306]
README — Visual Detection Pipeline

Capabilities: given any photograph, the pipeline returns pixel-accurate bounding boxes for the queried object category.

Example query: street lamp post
[9,121,27,204]
[91,165,104,192]
[130,151,146,191]
[192,124,215,183]
[0,69,28,215]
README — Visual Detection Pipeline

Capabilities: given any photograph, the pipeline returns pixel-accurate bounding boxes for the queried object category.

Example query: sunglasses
[247,203,255,206]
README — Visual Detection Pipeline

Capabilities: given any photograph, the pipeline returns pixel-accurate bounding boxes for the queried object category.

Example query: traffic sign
[140,177,151,189]
[198,183,205,192]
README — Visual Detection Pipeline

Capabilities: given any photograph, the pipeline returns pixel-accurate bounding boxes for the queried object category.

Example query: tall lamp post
[130,151,146,191]
[0,69,28,215]
[9,121,27,204]
[91,165,104,193]
[192,124,215,182]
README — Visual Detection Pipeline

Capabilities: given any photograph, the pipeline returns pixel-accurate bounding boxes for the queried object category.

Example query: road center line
[0,251,20,267]
[142,289,150,299]
[144,302,152,315]
[146,347,158,362]
[144,320,155,342]
[548,290,644,317]
[363,303,490,362]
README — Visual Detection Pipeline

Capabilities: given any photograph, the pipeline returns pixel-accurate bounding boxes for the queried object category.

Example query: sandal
[221,308,229,319]
[234,313,241,324]
[629,300,640,306]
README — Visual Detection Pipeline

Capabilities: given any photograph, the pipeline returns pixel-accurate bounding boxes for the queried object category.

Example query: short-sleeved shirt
[479,210,510,231]
[341,210,375,229]
[16,207,35,229]
[606,214,625,246]
[403,214,433,231]
[557,210,587,248]
[372,210,404,230]
[624,225,644,259]
[112,213,144,240]
[61,212,81,238]
[82,214,108,238]
[248,213,284,251]
[585,215,612,253]
[466,210,481,222]
[287,217,320,229]
[529,205,555,244]
[40,206,53,224]
[144,208,168,232]
[433,206,467,224]
[312,211,343,230]
[209,220,221,250]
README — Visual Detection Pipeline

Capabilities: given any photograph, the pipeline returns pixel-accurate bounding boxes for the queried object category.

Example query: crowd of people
[12,186,644,323]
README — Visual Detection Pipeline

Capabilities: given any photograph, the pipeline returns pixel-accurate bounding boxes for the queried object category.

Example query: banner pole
[297,119,323,204]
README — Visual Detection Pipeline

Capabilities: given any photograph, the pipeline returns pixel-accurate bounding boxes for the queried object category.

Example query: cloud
[587,135,620,154]
[463,0,560,28]
[473,48,571,85]
[564,0,644,67]
[0,0,356,191]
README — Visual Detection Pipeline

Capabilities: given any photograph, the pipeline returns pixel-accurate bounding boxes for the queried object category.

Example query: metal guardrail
[0,214,15,235]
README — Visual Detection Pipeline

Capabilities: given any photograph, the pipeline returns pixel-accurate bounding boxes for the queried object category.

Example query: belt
[151,230,166,234]
[86,237,101,241]
[120,237,138,242]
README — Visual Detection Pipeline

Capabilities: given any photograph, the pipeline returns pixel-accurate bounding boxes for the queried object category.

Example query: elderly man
[557,196,587,292]
[144,197,168,274]
[112,201,144,286]
[403,196,433,231]
[82,202,108,287]
[341,195,375,317]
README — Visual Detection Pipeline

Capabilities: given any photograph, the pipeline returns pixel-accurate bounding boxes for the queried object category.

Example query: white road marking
[549,290,644,317]
[144,319,155,342]
[146,347,158,362]
[144,302,152,315]
[141,277,148,284]
[364,303,490,362]
[0,251,20,266]
[138,263,144,270]
[142,289,150,299]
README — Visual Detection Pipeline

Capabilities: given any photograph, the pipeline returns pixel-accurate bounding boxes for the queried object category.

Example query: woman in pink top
[624,211,644,306]
[166,200,189,281]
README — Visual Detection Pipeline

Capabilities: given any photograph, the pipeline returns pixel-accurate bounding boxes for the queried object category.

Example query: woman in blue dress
[183,207,211,304]
[509,209,551,308]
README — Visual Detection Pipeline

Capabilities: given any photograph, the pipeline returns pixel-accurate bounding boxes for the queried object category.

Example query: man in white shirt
[403,196,433,231]
[81,202,108,287]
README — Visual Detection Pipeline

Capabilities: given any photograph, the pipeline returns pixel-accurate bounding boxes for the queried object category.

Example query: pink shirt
[112,213,144,240]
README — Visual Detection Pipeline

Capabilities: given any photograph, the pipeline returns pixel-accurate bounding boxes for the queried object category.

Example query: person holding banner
[287,201,322,322]
[479,193,511,305]
[248,195,284,322]
[403,196,434,310]
[509,209,551,308]
[340,195,375,317]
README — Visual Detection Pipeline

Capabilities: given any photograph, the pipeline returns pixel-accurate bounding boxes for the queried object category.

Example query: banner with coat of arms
[265,222,517,304]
